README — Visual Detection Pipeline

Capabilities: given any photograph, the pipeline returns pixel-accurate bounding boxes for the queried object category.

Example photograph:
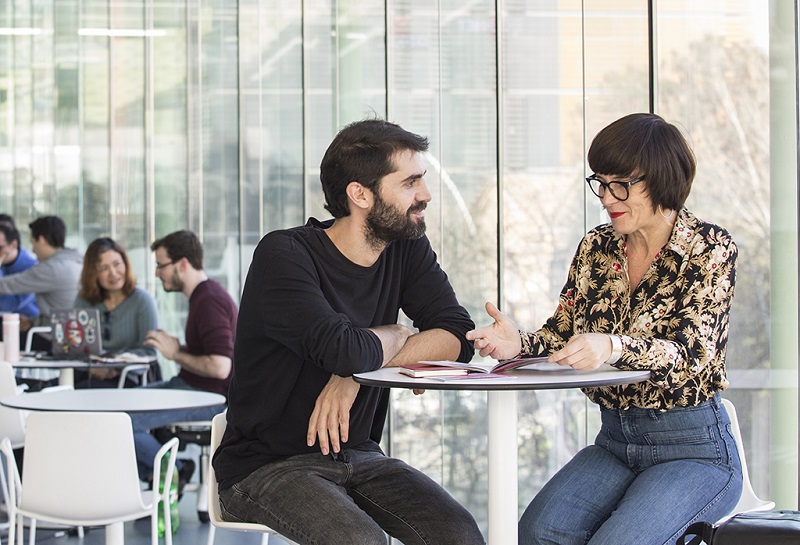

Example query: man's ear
[174,256,188,273]
[346,181,372,212]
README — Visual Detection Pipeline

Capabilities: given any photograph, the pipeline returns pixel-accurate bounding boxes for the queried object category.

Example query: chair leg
[206,524,215,545]
[261,533,270,545]
[26,517,35,545]
[197,446,209,520]
[106,522,125,545]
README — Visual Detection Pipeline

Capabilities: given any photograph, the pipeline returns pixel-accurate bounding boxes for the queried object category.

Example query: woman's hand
[549,333,612,370]
[465,302,522,360]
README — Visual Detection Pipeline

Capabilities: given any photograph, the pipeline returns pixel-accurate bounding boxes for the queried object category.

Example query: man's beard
[162,270,184,293]
[364,192,427,251]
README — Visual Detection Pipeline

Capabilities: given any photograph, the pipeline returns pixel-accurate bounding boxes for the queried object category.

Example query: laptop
[49,308,103,360]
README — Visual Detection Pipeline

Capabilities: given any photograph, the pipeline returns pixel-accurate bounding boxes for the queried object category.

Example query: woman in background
[75,237,160,387]
[468,113,743,545]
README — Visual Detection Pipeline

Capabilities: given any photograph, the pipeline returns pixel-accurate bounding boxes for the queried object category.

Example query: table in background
[354,363,651,545]
[12,357,153,388]
[0,388,225,413]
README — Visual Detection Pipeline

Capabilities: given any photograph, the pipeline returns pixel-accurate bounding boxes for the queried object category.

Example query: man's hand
[19,316,32,332]
[465,302,522,360]
[307,375,360,456]
[144,329,181,361]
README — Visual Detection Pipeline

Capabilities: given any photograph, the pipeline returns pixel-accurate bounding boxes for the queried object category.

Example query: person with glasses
[0,216,84,350]
[0,219,40,331]
[73,237,159,387]
[129,230,234,489]
[467,113,742,545]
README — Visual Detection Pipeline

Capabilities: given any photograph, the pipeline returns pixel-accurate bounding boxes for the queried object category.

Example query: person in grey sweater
[0,216,83,335]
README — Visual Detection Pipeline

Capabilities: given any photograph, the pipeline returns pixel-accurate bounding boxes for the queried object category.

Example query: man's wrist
[605,334,623,365]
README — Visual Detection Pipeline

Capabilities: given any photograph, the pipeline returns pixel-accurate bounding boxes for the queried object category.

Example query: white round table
[0,388,226,412]
[354,364,651,545]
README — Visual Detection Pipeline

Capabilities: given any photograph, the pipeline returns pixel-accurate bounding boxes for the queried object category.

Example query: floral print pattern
[519,208,737,410]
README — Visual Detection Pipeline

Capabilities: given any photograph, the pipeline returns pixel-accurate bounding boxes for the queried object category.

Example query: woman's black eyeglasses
[585,174,646,201]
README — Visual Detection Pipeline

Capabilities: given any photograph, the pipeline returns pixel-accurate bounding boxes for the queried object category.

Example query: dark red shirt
[180,278,238,397]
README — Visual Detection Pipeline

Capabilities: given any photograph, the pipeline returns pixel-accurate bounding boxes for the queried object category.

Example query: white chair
[23,327,51,354]
[718,398,775,522]
[0,360,29,541]
[19,327,60,386]
[0,362,28,450]
[0,437,19,545]
[207,412,296,545]
[12,411,179,545]
[0,360,76,541]
[117,363,153,388]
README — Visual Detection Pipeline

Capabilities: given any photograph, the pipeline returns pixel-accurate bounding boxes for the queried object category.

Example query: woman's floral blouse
[519,208,737,410]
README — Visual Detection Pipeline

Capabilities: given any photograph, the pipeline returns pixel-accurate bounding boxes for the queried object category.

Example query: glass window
[0,1,796,535]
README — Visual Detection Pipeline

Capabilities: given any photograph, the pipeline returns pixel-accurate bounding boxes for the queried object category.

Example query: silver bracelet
[605,334,623,365]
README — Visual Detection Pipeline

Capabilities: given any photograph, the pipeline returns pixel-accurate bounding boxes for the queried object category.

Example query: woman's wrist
[605,334,623,364]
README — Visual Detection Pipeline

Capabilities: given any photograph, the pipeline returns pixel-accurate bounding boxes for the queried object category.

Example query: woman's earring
[659,206,675,220]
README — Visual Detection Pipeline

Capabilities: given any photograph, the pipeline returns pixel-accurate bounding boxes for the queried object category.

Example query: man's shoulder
[194,279,238,309]
[51,247,84,266]
[259,220,328,250]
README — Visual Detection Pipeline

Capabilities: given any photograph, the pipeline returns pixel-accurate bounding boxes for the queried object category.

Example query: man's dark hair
[150,230,204,270]
[0,221,20,246]
[320,119,429,218]
[0,214,15,227]
[28,216,67,248]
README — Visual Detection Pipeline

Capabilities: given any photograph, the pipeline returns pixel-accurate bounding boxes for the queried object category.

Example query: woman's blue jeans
[218,446,485,545]
[519,393,743,545]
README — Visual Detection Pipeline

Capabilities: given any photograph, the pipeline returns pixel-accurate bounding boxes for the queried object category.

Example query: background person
[0,220,39,335]
[0,216,83,338]
[131,230,235,489]
[468,113,743,545]
[73,237,159,387]
[214,119,484,545]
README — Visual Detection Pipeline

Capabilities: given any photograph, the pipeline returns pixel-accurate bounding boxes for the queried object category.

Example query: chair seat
[207,412,295,544]
[716,399,775,524]
[15,504,152,528]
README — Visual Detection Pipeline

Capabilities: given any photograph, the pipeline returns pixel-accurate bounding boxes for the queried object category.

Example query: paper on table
[399,363,470,378]
[431,372,515,381]
[418,356,552,374]
[90,352,153,364]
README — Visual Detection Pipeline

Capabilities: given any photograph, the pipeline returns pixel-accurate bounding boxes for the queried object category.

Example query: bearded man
[213,119,484,545]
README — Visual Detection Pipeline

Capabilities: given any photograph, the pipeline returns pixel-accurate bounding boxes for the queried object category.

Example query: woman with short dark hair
[468,113,743,545]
